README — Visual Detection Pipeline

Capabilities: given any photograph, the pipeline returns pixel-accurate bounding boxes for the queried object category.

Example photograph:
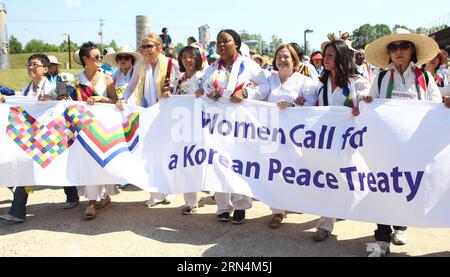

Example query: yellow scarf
[136,54,170,107]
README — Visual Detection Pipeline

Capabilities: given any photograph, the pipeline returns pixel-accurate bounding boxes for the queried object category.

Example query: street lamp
[304,29,314,56]
[62,33,72,69]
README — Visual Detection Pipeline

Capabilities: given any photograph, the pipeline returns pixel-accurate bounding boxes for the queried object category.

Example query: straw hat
[103,45,143,67]
[73,49,82,65]
[365,28,439,68]
[47,55,62,65]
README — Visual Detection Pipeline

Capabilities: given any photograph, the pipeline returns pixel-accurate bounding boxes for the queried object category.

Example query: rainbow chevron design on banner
[66,105,139,168]
[6,104,140,168]
[6,107,77,168]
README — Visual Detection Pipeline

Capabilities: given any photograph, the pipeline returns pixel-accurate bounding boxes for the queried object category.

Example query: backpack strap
[377,70,388,92]
[322,83,328,106]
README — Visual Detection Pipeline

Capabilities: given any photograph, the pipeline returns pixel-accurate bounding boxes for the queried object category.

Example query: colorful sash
[211,56,245,99]
[136,54,172,107]
[385,66,427,100]
[298,63,311,77]
[73,83,98,101]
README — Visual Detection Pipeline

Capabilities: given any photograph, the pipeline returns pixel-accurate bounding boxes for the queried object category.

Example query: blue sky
[3,0,449,52]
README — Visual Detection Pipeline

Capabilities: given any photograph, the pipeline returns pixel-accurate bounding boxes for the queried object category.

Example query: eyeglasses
[387,42,412,53]
[116,55,132,61]
[26,63,45,69]
[140,44,157,50]
[91,54,103,61]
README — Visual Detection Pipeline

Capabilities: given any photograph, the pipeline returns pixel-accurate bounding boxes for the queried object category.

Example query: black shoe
[216,212,230,222]
[232,210,246,225]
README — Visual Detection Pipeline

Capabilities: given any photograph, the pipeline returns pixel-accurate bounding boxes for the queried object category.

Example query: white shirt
[112,68,134,99]
[173,71,204,95]
[268,72,317,106]
[75,72,108,97]
[21,78,56,99]
[203,56,270,101]
[318,76,370,107]
[369,63,442,102]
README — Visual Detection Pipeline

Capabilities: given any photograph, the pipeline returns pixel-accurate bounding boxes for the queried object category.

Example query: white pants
[78,185,117,201]
[316,217,336,232]
[183,193,198,207]
[148,192,173,202]
[215,193,252,214]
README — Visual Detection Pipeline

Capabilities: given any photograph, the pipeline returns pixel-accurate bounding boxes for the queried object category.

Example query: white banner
[1,96,450,227]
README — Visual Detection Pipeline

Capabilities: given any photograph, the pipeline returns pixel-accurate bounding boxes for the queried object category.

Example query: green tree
[109,40,118,51]
[174,43,184,53]
[352,24,391,49]
[59,40,78,53]
[392,24,412,32]
[239,31,267,54]
[8,35,22,54]
[269,35,283,55]
[24,39,59,53]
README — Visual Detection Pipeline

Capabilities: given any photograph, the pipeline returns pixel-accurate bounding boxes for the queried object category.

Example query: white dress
[75,71,119,201]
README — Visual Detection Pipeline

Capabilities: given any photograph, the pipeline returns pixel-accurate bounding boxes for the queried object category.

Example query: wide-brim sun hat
[73,49,82,65]
[103,45,143,67]
[365,28,439,69]
[47,55,62,65]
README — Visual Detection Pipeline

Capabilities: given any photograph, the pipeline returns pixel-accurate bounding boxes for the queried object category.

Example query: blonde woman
[119,33,177,207]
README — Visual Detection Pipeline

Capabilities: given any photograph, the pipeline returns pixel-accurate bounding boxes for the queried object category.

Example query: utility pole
[99,17,104,54]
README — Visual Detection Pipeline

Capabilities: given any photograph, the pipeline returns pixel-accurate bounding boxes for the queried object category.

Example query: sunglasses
[116,55,132,61]
[91,54,103,61]
[140,44,157,50]
[387,42,412,53]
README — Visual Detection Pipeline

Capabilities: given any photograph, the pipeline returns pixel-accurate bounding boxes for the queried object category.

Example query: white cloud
[66,0,81,8]
[366,0,384,9]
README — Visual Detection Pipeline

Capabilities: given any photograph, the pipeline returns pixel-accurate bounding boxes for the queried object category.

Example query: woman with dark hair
[289,42,319,82]
[165,45,206,215]
[311,38,370,242]
[72,42,118,219]
[362,29,443,256]
[202,29,270,224]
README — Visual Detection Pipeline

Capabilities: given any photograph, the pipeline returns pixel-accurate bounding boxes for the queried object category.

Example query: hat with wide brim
[365,28,439,69]
[47,55,62,65]
[73,49,82,65]
[103,45,143,67]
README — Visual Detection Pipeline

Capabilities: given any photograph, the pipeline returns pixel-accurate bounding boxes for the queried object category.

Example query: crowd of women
[1,27,450,257]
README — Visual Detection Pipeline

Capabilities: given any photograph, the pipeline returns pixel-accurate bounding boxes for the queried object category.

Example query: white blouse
[267,72,317,106]
[318,76,370,107]
[21,78,56,99]
[173,71,204,95]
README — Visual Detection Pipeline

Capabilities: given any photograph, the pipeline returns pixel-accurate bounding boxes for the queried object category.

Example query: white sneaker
[392,230,408,245]
[0,214,25,223]
[367,241,390,257]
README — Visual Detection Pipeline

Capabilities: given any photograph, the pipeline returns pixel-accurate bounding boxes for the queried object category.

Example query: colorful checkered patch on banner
[6,107,77,168]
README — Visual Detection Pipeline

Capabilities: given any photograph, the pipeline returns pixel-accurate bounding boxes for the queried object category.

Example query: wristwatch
[242,87,249,99]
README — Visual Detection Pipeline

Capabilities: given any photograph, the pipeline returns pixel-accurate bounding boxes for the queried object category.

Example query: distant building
[198,25,210,46]
[136,16,151,49]
[0,3,9,69]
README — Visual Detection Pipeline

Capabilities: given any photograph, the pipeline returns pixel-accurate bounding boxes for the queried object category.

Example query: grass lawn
[0,52,84,91]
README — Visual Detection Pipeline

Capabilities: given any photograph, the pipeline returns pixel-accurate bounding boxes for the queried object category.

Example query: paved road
[1,187,449,257]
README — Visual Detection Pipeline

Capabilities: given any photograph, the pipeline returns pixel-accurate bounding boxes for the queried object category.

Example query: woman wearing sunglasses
[362,29,443,256]
[103,45,143,103]
[118,33,177,207]
[72,42,118,219]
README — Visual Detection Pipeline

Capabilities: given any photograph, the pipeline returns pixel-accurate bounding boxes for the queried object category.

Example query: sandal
[96,196,111,209]
[269,213,285,229]
[84,201,97,219]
